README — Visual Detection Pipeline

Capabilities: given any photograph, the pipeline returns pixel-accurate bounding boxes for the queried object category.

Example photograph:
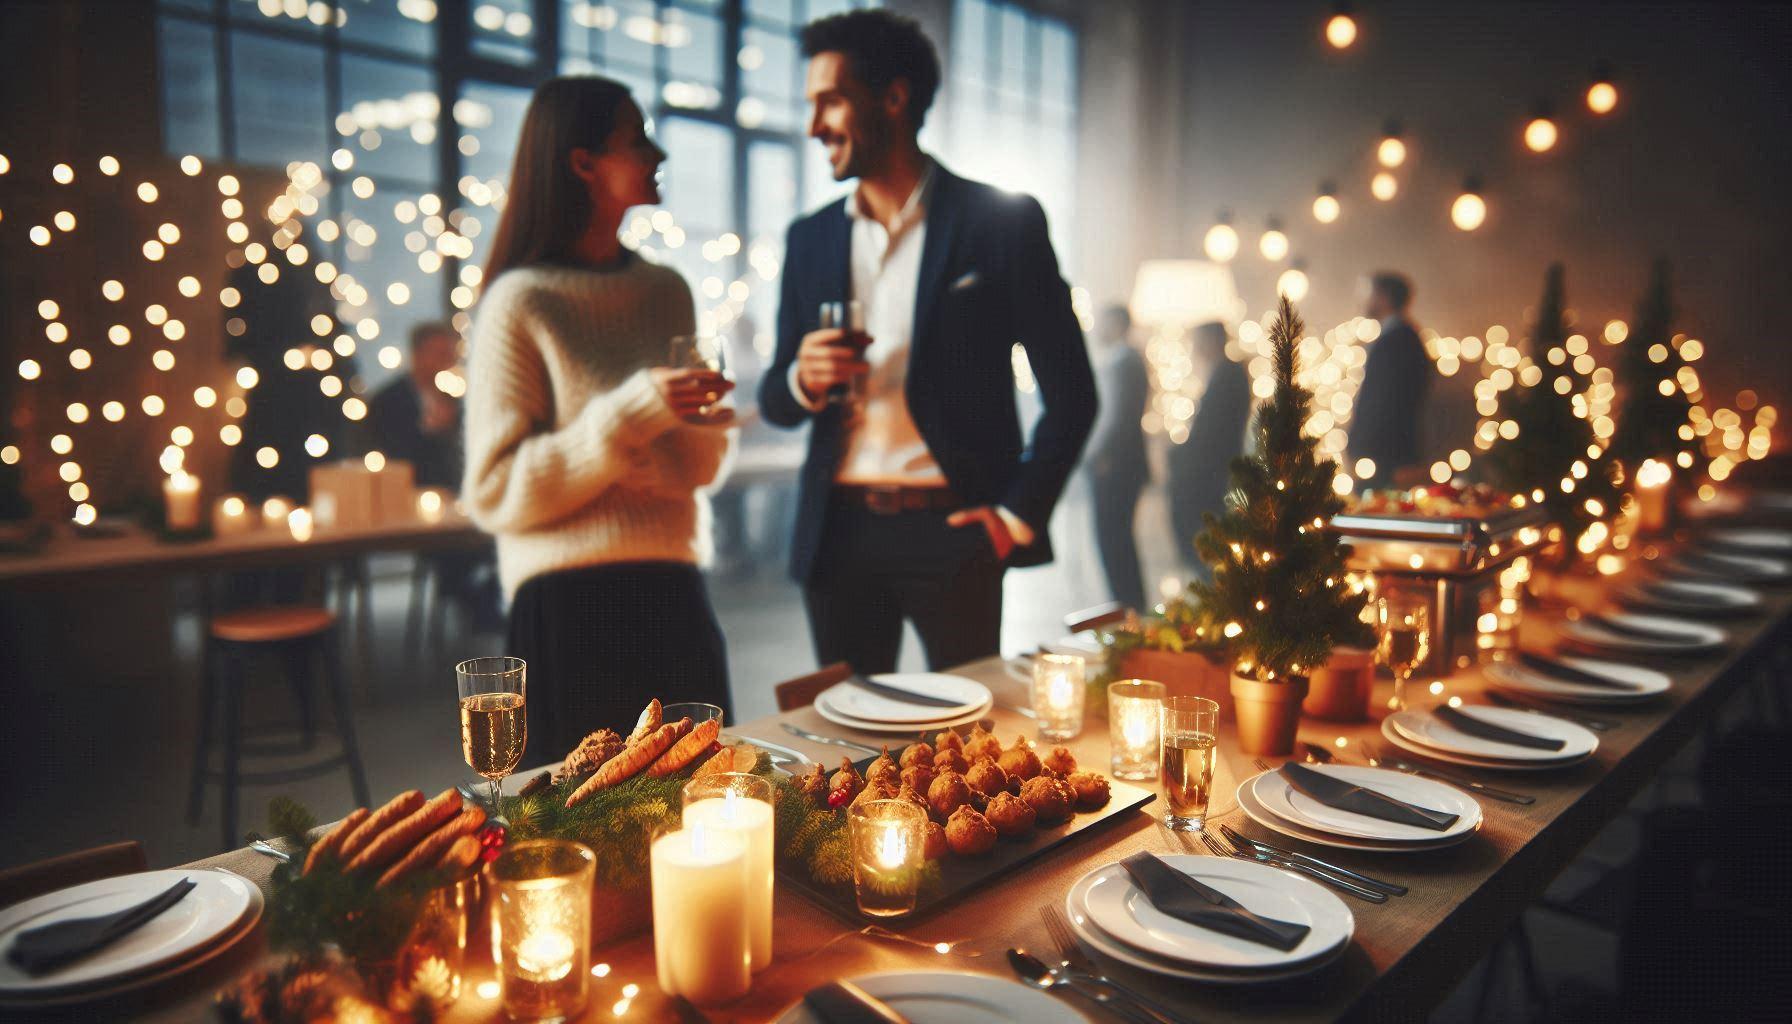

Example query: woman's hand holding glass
[651,367,734,425]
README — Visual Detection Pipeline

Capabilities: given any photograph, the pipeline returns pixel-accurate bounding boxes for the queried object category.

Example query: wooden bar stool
[185,605,370,850]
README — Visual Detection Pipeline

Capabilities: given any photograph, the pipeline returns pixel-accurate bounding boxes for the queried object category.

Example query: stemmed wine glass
[457,656,527,813]
[668,334,731,420]
[1376,594,1431,711]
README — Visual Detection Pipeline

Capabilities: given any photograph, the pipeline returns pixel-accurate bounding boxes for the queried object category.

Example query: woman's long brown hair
[483,76,634,285]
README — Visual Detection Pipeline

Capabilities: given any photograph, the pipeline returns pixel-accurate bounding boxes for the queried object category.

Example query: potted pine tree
[1608,259,1697,535]
[1191,296,1373,755]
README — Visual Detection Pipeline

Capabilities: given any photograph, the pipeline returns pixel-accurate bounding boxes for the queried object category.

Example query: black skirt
[505,561,732,760]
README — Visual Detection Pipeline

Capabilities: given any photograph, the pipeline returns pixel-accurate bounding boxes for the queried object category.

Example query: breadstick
[566,719,689,806]
[377,805,487,888]
[346,788,462,874]
[303,807,368,876]
[337,790,424,863]
[646,718,721,777]
[435,834,482,877]
[625,699,662,745]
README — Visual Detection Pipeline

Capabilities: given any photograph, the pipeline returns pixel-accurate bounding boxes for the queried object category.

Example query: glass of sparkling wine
[457,656,526,813]
[668,334,731,419]
[1377,593,1431,711]
[1160,696,1219,832]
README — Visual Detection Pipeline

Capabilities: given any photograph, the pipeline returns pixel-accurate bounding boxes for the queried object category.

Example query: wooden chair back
[1063,602,1129,635]
[774,662,853,711]
[0,841,148,909]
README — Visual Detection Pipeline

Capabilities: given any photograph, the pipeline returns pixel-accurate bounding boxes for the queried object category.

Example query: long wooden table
[97,567,1788,1022]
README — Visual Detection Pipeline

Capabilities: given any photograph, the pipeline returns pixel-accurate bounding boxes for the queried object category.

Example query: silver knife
[781,722,880,756]
[846,674,968,709]
[1360,742,1536,805]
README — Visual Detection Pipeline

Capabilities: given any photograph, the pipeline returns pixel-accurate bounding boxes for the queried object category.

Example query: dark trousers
[1090,472,1146,609]
[507,562,731,759]
[802,497,1005,675]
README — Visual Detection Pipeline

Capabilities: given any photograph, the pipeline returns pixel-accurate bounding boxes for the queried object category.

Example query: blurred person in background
[1168,321,1250,578]
[1083,304,1149,609]
[1352,271,1430,490]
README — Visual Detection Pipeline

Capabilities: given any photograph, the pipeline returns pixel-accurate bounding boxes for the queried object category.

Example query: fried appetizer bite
[1065,771,1112,809]
[926,770,974,821]
[1019,774,1074,825]
[944,805,998,856]
[1040,746,1078,776]
[963,757,1009,799]
[997,736,1043,782]
[984,791,1037,838]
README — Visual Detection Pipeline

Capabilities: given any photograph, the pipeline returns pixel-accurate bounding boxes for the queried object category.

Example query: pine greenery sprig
[1609,259,1697,475]
[1190,296,1373,681]
[1482,264,1623,545]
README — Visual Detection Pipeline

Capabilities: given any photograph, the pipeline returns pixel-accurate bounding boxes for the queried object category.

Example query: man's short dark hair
[1370,271,1413,311]
[801,9,941,131]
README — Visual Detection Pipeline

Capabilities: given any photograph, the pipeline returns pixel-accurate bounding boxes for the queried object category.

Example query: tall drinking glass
[1377,593,1431,711]
[817,300,868,406]
[457,656,526,813]
[1160,696,1219,832]
[668,334,731,419]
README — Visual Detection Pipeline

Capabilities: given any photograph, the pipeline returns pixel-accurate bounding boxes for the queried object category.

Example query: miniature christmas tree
[1609,259,1697,476]
[1191,296,1373,682]
[1482,264,1622,548]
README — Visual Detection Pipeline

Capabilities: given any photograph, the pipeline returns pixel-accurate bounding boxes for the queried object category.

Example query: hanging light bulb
[1523,102,1558,153]
[1312,182,1340,224]
[1277,261,1310,303]
[1203,212,1240,263]
[1371,171,1398,201]
[1587,62,1618,115]
[1377,120,1406,167]
[1259,218,1289,261]
[1324,3,1356,49]
[1451,176,1487,231]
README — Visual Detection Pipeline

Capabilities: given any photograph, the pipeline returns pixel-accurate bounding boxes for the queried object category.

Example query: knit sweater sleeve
[460,277,680,534]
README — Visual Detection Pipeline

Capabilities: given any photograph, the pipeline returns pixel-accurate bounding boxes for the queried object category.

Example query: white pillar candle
[163,472,201,531]
[261,495,292,530]
[683,790,774,971]
[287,507,313,542]
[212,494,251,537]
[650,825,750,1005]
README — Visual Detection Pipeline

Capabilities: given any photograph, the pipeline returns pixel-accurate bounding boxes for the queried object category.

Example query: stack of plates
[1559,611,1727,655]
[1063,855,1354,982]
[1235,764,1482,853]
[1616,577,1761,618]
[1485,655,1670,705]
[1664,548,1792,584]
[0,869,262,1008]
[1381,706,1597,770]
[814,672,993,734]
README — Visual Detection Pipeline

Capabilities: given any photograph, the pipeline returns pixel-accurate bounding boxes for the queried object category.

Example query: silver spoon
[1006,948,1172,1023]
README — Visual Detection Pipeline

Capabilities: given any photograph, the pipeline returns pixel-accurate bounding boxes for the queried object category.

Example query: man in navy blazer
[760,10,1096,674]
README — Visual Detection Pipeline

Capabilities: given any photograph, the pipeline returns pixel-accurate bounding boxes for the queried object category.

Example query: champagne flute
[1376,594,1431,711]
[817,300,868,406]
[668,334,731,419]
[458,656,527,813]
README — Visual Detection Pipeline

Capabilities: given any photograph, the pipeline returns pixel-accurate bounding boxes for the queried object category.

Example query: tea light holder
[1031,652,1086,741]
[492,840,595,1021]
[682,772,774,972]
[651,823,751,1005]
[1107,679,1165,780]
[848,799,927,918]
[260,495,293,531]
[162,471,201,533]
[212,494,252,537]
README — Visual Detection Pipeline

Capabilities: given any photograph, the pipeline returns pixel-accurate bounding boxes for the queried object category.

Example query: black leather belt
[834,484,961,515]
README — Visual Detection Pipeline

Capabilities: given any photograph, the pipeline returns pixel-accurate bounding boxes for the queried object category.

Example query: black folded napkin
[7,877,196,976]
[803,980,911,1023]
[1517,651,1642,691]
[1119,851,1310,952]
[1278,762,1459,832]
[1587,614,1694,643]
[1433,705,1566,752]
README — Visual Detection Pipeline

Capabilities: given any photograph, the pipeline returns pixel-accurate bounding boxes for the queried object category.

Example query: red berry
[827,787,851,809]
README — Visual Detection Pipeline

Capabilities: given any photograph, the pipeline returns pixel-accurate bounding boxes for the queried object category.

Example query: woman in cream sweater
[463,76,735,757]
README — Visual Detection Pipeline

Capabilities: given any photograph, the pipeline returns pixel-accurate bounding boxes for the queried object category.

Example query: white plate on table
[1617,578,1761,617]
[1704,527,1792,554]
[1235,773,1476,852]
[1075,855,1352,971]
[814,694,994,735]
[1381,715,1594,772]
[0,869,259,999]
[1665,549,1791,583]
[817,673,991,725]
[774,971,1085,1024]
[1249,764,1482,844]
[1484,656,1669,705]
[1387,706,1597,764]
[1559,613,1727,655]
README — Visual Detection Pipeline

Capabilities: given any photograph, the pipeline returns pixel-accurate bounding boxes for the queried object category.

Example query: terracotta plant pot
[1116,648,1235,720]
[1230,672,1308,757]
[1303,647,1376,722]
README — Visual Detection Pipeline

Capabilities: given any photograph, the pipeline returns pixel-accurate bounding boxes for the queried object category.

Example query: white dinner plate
[1387,706,1597,763]
[1380,716,1594,772]
[1560,612,1727,654]
[1076,855,1351,971]
[1616,578,1761,617]
[1250,764,1482,843]
[1665,549,1791,583]
[774,971,1086,1024]
[0,869,258,997]
[1064,872,1350,983]
[1235,774,1476,852]
[1704,527,1792,553]
[814,693,994,735]
[817,673,991,725]
[1483,656,1669,705]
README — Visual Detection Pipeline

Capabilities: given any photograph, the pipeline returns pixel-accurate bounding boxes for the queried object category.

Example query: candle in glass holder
[261,495,292,530]
[212,494,251,537]
[163,471,201,532]
[651,824,750,1005]
[1107,679,1165,780]
[417,488,446,524]
[1635,458,1671,534]
[682,773,774,972]
[286,507,314,542]
[1031,652,1086,741]
[849,799,926,918]
[492,840,595,1021]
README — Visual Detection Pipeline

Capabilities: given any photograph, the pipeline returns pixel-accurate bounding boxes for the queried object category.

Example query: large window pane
[231,33,328,170]
[471,0,536,63]
[158,17,222,160]
[340,0,436,58]
[747,141,797,244]
[658,117,733,233]
[740,26,800,132]
[230,0,326,35]
[339,184,441,392]
[341,55,438,185]
[456,81,532,191]
[663,8,724,112]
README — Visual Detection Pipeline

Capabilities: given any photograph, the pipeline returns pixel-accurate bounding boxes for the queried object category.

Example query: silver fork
[1252,757,1272,773]
[1201,831,1388,903]
[1039,905,1184,1023]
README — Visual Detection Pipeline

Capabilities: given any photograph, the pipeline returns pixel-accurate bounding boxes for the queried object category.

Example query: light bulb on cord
[1523,103,1558,153]
[1277,262,1310,303]
[1325,4,1356,49]
[1371,172,1398,201]
[1313,182,1340,223]
[1203,213,1240,262]
[1587,62,1618,115]
[1376,120,1406,167]
[1259,218,1289,261]
[1451,176,1487,231]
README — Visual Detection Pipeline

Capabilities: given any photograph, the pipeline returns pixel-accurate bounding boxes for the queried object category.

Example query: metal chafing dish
[1329,504,1551,675]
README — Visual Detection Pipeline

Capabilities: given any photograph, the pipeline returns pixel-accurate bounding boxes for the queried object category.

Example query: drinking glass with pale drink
[1161,695,1220,831]
[457,656,527,813]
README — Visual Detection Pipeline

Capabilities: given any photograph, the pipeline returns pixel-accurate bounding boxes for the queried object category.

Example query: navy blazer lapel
[910,168,962,358]
[820,198,852,306]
